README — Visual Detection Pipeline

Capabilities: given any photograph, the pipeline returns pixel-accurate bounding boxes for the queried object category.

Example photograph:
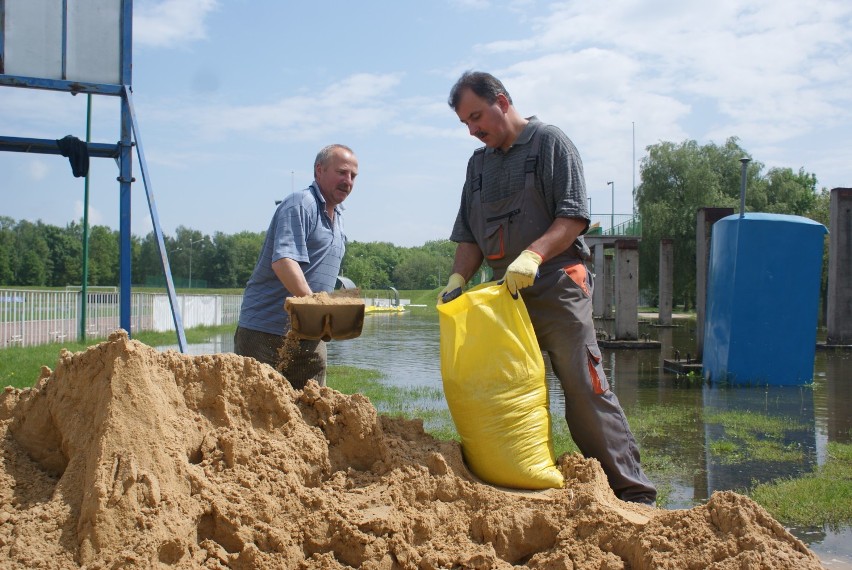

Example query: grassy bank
[0,324,237,389]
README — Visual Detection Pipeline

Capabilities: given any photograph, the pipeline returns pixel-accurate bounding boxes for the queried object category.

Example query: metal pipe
[79,94,92,341]
[739,158,751,218]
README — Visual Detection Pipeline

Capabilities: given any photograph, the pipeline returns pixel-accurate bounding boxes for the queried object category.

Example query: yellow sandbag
[437,282,564,489]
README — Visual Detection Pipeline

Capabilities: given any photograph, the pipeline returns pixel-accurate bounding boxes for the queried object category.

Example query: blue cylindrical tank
[702,213,827,386]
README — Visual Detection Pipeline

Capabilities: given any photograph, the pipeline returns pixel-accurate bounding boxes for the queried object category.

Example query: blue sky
[2,0,850,247]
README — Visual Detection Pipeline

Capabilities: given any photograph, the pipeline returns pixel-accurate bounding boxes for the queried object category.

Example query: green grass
[0,324,236,389]
[327,364,453,439]
[623,403,705,507]
[705,410,807,464]
[751,441,852,528]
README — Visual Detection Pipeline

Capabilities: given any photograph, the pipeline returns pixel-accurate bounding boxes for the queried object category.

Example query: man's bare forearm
[451,242,485,282]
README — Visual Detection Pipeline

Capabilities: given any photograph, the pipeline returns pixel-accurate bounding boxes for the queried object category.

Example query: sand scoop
[285,291,366,342]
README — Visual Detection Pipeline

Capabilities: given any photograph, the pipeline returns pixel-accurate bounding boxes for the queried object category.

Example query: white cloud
[27,159,50,181]
[74,201,103,226]
[463,0,852,194]
[172,73,405,142]
[134,0,219,48]
[448,0,491,9]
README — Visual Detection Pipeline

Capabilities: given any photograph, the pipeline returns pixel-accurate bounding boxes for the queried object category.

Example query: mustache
[474,131,487,140]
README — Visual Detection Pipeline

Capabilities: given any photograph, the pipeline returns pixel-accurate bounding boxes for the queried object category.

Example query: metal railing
[0,288,243,348]
[588,214,642,237]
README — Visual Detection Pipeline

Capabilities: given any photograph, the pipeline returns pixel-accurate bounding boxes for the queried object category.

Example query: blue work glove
[437,273,465,304]
[504,250,543,296]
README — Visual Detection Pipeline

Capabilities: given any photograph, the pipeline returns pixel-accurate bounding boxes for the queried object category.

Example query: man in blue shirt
[235,144,357,388]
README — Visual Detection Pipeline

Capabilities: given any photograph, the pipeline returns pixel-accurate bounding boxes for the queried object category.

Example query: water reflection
[164,311,852,567]
[702,385,817,493]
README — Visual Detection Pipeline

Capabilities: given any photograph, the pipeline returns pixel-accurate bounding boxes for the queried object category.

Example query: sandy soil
[0,331,824,569]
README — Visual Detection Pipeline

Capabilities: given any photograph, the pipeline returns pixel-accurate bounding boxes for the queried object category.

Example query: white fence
[0,288,243,348]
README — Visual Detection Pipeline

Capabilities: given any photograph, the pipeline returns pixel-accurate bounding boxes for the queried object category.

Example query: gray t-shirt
[238,183,346,335]
[450,116,589,243]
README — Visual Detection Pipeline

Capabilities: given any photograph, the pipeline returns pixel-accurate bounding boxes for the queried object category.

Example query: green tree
[637,137,824,310]
[206,232,238,288]
[133,231,172,286]
[0,217,17,285]
[88,225,120,285]
[43,222,83,286]
[13,221,50,285]
[761,167,818,215]
[637,138,752,308]
[173,226,210,287]
[202,231,263,288]
[230,231,265,288]
[341,241,401,289]
[805,188,832,322]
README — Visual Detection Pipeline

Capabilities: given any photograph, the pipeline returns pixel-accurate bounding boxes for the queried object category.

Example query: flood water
[165,311,852,568]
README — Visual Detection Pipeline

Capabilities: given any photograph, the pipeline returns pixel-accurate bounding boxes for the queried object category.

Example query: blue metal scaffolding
[0,0,187,351]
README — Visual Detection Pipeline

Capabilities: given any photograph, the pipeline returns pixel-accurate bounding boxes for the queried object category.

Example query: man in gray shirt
[235,144,357,388]
[439,71,656,505]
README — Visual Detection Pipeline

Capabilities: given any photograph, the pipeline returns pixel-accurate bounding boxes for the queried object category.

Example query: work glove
[437,273,466,304]
[504,250,543,296]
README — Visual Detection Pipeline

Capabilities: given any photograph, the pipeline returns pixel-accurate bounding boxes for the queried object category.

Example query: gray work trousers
[521,264,657,504]
[233,326,327,390]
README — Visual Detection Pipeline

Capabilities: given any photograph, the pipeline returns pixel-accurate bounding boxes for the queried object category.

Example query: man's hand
[437,273,466,304]
[504,250,543,295]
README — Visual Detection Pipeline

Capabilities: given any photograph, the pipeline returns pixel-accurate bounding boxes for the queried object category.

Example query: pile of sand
[0,331,823,569]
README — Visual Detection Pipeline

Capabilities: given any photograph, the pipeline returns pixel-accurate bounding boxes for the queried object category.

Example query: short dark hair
[314,144,354,170]
[448,71,513,110]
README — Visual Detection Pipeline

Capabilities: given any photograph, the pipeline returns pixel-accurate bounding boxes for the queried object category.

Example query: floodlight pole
[188,238,204,289]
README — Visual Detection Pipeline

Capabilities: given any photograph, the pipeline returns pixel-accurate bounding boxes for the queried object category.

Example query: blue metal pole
[119,102,132,334]
[124,86,187,352]
[118,0,134,334]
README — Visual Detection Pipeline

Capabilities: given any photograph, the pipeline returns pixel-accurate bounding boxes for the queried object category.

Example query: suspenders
[471,125,543,197]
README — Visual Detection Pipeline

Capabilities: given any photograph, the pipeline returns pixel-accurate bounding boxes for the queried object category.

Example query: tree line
[1,136,832,305]
[636,136,830,309]
[0,217,458,291]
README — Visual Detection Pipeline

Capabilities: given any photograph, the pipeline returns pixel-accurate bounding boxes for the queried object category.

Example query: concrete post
[659,238,674,325]
[827,188,852,345]
[696,207,734,360]
[604,252,615,318]
[592,243,606,318]
[825,355,852,440]
[615,239,639,340]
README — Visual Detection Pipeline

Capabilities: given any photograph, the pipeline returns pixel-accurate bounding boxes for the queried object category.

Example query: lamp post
[607,181,614,234]
[168,247,183,287]
[632,121,636,219]
[188,238,205,289]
